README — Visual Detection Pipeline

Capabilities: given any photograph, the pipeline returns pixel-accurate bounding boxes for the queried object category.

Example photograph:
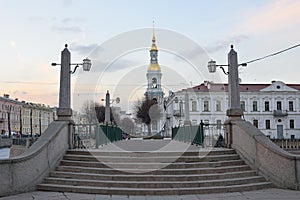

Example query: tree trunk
[147,124,151,136]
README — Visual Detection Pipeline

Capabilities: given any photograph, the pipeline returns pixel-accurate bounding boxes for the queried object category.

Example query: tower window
[152,78,157,88]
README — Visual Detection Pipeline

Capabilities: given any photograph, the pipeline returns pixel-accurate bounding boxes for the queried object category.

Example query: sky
[1,0,300,112]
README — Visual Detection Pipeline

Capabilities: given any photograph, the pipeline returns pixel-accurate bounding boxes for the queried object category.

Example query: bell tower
[145,21,164,103]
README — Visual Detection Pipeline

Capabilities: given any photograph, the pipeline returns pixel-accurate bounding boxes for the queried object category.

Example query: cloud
[13,90,28,95]
[10,41,16,48]
[205,35,248,53]
[105,59,140,72]
[236,0,300,35]
[51,26,82,32]
[70,43,98,55]
[62,17,84,24]
[29,16,44,22]
[62,0,73,8]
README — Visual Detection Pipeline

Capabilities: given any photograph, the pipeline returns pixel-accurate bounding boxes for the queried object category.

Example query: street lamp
[52,44,92,120]
[207,45,246,119]
[101,90,120,124]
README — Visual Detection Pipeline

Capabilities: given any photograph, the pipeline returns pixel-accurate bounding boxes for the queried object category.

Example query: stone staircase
[37,142,272,195]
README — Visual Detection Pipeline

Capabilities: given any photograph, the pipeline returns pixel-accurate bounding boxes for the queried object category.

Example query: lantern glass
[208,60,216,73]
[83,58,92,71]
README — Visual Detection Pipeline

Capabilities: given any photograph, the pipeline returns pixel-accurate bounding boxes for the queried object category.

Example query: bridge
[0,118,300,197]
[1,45,300,197]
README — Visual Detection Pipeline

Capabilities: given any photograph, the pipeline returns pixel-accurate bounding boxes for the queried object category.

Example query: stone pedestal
[225,108,243,148]
[226,108,243,119]
[57,108,72,121]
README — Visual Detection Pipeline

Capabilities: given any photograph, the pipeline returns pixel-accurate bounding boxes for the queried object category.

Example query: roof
[180,82,300,93]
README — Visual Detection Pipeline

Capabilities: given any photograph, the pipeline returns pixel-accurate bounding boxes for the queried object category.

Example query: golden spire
[152,19,156,43]
[151,19,158,51]
[148,19,160,71]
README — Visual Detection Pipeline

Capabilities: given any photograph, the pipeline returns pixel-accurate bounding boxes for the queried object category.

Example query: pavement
[1,188,300,200]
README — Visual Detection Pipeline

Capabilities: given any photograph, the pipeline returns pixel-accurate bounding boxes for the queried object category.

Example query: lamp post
[207,45,246,119]
[52,44,92,121]
[101,90,120,124]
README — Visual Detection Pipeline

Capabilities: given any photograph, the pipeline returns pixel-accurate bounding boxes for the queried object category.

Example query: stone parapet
[229,120,300,190]
[0,121,71,197]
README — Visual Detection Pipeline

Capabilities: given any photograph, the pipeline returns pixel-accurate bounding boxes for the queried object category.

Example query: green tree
[135,97,161,135]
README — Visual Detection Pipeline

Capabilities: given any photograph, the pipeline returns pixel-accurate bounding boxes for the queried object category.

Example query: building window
[289,101,294,111]
[216,101,221,112]
[240,101,245,111]
[265,101,270,111]
[252,101,258,111]
[203,100,209,112]
[265,120,271,129]
[192,101,197,112]
[291,135,295,139]
[277,101,282,110]
[253,119,258,128]
[179,100,183,115]
[290,120,295,129]
[216,120,222,129]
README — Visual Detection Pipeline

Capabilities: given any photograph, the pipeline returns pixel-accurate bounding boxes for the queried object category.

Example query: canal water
[0,148,10,159]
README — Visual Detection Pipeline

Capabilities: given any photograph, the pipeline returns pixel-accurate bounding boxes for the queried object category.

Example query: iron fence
[73,123,123,149]
[172,121,226,147]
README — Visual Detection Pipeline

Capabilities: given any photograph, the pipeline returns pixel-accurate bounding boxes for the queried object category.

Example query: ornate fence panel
[172,121,226,147]
[73,123,123,149]
[172,122,204,145]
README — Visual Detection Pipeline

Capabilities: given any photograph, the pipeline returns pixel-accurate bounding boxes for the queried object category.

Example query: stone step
[42,176,266,188]
[60,159,245,169]
[37,182,272,195]
[38,144,272,195]
[66,148,237,157]
[62,154,240,163]
[50,170,258,182]
[56,165,251,175]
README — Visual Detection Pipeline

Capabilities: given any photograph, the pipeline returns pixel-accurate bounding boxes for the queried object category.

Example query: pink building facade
[0,94,22,135]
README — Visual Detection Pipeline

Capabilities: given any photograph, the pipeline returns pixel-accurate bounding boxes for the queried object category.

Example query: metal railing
[73,123,123,149]
[271,138,300,149]
[172,121,226,147]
